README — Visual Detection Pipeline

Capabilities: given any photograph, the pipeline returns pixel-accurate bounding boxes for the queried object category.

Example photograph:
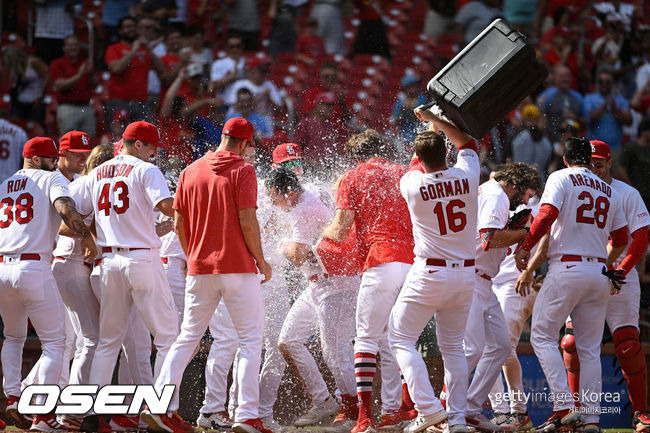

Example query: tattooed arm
[54,197,98,261]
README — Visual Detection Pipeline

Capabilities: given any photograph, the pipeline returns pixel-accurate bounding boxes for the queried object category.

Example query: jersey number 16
[433,199,467,235]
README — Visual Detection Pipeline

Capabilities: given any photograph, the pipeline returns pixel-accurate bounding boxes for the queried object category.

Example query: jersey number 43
[98,181,130,216]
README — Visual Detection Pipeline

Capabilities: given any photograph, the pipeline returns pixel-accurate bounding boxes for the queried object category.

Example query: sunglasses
[283,159,303,169]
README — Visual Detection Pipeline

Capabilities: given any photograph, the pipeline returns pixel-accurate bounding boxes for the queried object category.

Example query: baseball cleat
[109,415,141,431]
[261,416,284,432]
[294,396,339,427]
[466,414,502,432]
[30,414,67,432]
[635,412,650,432]
[140,409,194,433]
[491,413,515,431]
[56,414,83,431]
[511,413,533,432]
[404,410,448,433]
[377,409,419,431]
[352,418,376,433]
[232,418,274,433]
[575,424,601,433]
[6,394,33,429]
[448,425,472,433]
[196,411,233,429]
[534,409,580,433]
[332,407,356,431]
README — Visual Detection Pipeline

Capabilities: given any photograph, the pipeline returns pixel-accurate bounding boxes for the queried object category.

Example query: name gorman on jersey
[568,173,612,198]
[96,164,134,180]
[419,178,470,201]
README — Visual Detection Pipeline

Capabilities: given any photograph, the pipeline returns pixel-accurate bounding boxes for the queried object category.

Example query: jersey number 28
[98,181,130,216]
[576,191,609,228]
[0,193,34,228]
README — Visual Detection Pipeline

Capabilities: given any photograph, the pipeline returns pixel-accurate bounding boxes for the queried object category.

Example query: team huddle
[0,107,648,433]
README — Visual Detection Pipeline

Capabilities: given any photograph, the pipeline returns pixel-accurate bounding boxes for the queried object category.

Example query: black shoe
[80,415,99,432]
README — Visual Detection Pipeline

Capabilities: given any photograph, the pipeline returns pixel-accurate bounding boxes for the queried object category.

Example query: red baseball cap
[273,142,303,164]
[60,130,92,153]
[23,136,65,158]
[113,139,124,156]
[123,121,166,148]
[112,109,130,122]
[249,55,271,70]
[223,117,255,145]
[590,140,611,160]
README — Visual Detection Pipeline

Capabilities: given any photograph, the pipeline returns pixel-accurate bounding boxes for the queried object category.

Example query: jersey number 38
[0,193,34,228]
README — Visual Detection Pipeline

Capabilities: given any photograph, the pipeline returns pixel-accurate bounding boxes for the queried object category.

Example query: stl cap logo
[286,145,296,155]
[591,143,596,152]
[82,135,89,145]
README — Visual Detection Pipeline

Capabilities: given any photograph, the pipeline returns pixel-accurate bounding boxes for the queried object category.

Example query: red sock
[561,323,580,406]
[440,383,447,409]
[355,352,376,421]
[399,371,415,412]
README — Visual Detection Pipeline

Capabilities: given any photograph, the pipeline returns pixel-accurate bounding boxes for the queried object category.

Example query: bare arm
[53,197,97,260]
[53,62,87,92]
[284,242,311,267]
[239,207,272,283]
[515,233,549,296]
[155,197,175,218]
[161,72,186,118]
[414,108,472,149]
[108,41,140,74]
[156,218,174,237]
[322,209,355,241]
[606,243,626,268]
[484,228,528,249]
[173,210,188,256]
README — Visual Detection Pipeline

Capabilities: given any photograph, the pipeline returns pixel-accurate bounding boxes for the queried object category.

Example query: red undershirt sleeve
[521,203,559,251]
[617,226,648,276]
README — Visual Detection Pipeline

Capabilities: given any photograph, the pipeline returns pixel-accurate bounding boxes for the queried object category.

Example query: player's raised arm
[414,107,473,150]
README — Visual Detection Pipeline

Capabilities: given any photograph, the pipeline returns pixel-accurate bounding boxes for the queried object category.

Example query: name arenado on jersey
[568,173,612,198]
[419,178,470,201]
[96,164,134,180]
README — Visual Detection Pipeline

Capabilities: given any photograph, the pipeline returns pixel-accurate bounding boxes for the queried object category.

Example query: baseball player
[322,129,416,433]
[146,118,273,433]
[266,168,359,428]
[0,117,28,183]
[488,201,544,432]
[71,121,180,432]
[558,140,650,432]
[0,137,96,431]
[455,162,540,433]
[388,108,479,433]
[515,137,628,433]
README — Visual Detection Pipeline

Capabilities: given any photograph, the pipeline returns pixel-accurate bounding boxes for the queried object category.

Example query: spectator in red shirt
[151,117,273,433]
[296,19,326,67]
[159,26,192,105]
[104,16,165,124]
[322,129,415,433]
[50,35,98,137]
[301,62,352,124]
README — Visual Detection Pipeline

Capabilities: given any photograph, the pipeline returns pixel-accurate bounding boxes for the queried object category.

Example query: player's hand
[515,269,533,297]
[81,235,98,263]
[414,107,437,123]
[258,260,272,284]
[602,266,624,294]
[532,274,544,292]
[514,248,530,271]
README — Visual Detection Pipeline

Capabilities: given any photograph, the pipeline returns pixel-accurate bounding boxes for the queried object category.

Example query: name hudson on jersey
[569,173,612,197]
[17,385,174,415]
[420,179,470,201]
[96,163,134,180]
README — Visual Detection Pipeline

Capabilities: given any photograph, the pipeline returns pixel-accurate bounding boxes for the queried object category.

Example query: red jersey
[336,157,414,273]
[316,224,360,276]
[297,34,325,61]
[174,151,258,275]
[49,56,93,104]
[105,41,151,102]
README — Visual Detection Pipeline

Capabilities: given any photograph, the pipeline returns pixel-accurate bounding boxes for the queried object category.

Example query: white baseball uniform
[73,154,179,389]
[160,223,187,326]
[488,203,540,415]
[464,179,512,417]
[0,119,28,183]
[605,179,650,332]
[0,169,68,400]
[389,143,479,426]
[530,167,626,424]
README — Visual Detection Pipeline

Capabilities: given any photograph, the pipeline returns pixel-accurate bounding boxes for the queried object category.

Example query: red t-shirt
[174,151,258,275]
[49,56,93,104]
[336,157,414,273]
[301,86,349,121]
[316,224,360,276]
[297,34,325,60]
[105,41,150,102]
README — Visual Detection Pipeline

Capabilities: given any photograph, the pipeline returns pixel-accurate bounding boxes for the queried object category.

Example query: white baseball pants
[606,268,640,332]
[278,275,358,401]
[389,258,474,425]
[356,261,412,412]
[531,260,609,424]
[0,259,65,401]
[464,275,511,417]
[52,258,99,385]
[89,249,178,389]
[488,281,538,414]
[117,307,155,386]
[155,273,264,422]
[162,257,187,328]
